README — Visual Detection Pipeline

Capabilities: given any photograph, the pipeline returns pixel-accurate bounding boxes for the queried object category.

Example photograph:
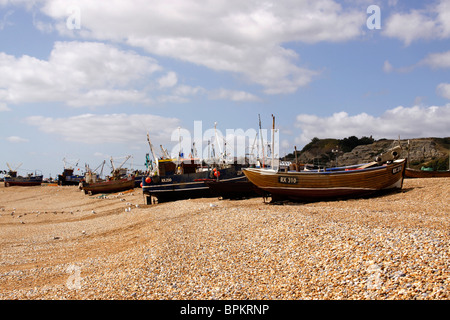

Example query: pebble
[0,178,448,300]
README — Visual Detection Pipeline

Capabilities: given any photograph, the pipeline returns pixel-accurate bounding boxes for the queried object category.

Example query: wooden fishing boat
[243,159,406,202]
[404,141,449,178]
[81,157,136,195]
[81,176,135,195]
[405,168,450,178]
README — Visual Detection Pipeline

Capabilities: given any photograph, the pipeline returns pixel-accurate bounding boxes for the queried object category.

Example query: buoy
[140,182,143,187]
[145,177,151,183]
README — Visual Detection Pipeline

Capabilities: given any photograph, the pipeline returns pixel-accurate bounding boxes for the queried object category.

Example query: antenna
[258,114,265,167]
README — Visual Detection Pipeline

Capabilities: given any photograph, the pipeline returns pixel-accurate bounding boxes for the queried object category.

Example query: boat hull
[405,168,450,178]
[243,159,406,202]
[82,176,135,195]
[206,176,261,199]
[142,170,213,203]
[4,176,43,187]
[58,175,84,185]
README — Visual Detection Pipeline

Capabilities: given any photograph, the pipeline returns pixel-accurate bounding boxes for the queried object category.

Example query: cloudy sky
[0,0,449,177]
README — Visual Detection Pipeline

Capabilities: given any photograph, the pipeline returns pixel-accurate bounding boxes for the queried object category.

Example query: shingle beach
[0,178,448,300]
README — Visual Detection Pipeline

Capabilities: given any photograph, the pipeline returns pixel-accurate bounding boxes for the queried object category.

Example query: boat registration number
[161,178,172,183]
[279,176,298,184]
[392,166,402,174]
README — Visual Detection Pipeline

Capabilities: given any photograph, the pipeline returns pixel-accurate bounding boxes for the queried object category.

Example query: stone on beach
[0,178,448,300]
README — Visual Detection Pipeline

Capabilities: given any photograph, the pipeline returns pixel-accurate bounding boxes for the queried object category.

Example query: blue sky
[0,0,449,178]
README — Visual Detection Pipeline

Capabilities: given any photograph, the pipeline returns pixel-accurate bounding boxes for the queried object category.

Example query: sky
[0,0,449,178]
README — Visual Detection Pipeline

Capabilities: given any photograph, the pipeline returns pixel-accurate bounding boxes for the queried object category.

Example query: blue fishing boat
[3,163,43,187]
[141,158,213,204]
[58,167,84,186]
[4,171,43,187]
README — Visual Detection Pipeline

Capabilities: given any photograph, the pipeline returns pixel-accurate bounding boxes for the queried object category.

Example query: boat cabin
[157,159,202,176]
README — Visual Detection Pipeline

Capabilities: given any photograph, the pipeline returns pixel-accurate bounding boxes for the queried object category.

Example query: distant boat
[58,167,84,186]
[3,162,43,187]
[57,158,84,185]
[4,172,43,187]
[81,156,135,195]
[81,176,135,195]
[405,168,450,178]
[405,141,450,178]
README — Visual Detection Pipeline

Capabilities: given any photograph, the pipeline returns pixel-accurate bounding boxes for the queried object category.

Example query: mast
[271,114,275,170]
[177,126,182,166]
[147,132,159,176]
[250,132,258,165]
[258,114,265,167]
[214,122,220,163]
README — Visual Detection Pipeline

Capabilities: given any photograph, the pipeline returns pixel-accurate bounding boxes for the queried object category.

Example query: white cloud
[25,113,181,144]
[0,41,161,107]
[384,0,450,45]
[36,0,365,94]
[158,71,178,89]
[0,102,10,111]
[5,135,29,143]
[383,50,450,74]
[0,9,13,30]
[420,50,450,69]
[208,88,261,102]
[383,60,393,73]
[295,105,450,146]
[437,83,450,99]
[67,89,152,108]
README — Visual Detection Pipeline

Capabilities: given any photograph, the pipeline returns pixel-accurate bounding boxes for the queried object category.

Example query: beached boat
[404,141,450,178]
[141,129,260,203]
[81,175,135,195]
[141,158,213,204]
[58,167,84,186]
[243,143,406,202]
[3,163,43,187]
[205,164,262,199]
[81,156,135,195]
[205,177,261,199]
[57,158,84,185]
[142,158,256,203]
[405,168,450,178]
[4,171,43,187]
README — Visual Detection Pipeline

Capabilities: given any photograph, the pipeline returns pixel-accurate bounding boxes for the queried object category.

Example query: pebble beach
[0,178,448,300]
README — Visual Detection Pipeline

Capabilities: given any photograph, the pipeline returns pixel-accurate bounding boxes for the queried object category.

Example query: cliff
[287,137,450,170]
